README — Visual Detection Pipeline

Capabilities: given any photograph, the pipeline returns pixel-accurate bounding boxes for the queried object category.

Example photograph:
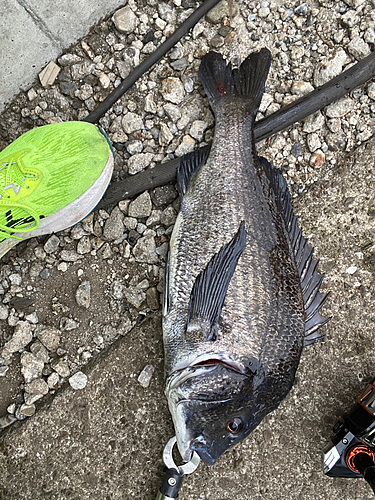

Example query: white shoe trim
[0,153,114,258]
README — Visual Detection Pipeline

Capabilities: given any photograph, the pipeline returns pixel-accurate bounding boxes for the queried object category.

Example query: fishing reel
[323,379,375,494]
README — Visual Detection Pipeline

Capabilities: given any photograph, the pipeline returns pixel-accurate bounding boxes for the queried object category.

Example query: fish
[162,48,329,466]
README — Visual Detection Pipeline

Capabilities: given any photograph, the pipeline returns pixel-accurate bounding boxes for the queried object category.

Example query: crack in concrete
[15,0,62,48]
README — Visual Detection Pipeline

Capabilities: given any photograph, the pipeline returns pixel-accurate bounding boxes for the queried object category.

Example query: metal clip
[155,436,200,499]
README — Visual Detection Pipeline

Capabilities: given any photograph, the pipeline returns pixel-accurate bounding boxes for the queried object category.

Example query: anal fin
[187,222,247,341]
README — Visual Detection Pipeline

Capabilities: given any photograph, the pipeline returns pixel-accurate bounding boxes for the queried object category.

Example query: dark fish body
[163,49,329,465]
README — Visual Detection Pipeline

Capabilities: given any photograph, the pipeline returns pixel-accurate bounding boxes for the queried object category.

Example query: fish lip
[181,353,245,374]
[191,356,244,372]
[180,436,216,466]
[195,448,216,466]
[166,355,245,395]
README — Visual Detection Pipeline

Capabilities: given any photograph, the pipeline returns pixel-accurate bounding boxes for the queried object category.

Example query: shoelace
[0,154,40,240]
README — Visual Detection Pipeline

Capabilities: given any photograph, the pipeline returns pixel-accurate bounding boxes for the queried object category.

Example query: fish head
[166,358,266,465]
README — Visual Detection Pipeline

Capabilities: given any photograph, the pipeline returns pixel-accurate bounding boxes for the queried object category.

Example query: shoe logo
[3,183,21,195]
[5,210,35,229]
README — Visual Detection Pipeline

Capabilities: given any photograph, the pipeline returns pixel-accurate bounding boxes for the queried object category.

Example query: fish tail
[199,49,271,114]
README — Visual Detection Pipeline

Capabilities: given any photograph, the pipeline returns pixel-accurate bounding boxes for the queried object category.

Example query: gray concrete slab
[0,0,127,114]
[25,0,127,47]
[0,0,59,113]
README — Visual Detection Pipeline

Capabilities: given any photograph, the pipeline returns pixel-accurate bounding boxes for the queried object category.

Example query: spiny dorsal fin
[187,221,247,341]
[177,145,211,198]
[258,156,330,345]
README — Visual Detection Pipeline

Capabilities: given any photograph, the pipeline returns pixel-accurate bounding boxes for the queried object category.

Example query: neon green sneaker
[0,121,114,258]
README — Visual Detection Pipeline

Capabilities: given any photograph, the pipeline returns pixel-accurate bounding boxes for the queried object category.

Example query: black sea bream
[162,49,329,465]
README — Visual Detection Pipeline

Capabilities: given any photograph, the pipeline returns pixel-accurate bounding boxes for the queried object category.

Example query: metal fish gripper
[156,436,200,499]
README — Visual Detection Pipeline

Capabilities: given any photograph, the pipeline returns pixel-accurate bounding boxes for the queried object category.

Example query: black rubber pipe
[254,50,375,142]
[84,0,222,124]
[98,50,375,209]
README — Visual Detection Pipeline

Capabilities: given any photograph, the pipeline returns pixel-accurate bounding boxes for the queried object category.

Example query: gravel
[68,371,88,389]
[0,0,375,498]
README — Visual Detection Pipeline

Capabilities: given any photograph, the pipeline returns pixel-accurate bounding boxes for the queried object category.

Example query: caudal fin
[199,49,271,114]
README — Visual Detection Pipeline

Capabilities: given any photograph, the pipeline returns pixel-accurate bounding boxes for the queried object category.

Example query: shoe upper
[0,121,113,242]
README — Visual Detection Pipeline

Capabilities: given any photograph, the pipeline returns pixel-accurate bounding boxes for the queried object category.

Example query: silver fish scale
[164,101,305,384]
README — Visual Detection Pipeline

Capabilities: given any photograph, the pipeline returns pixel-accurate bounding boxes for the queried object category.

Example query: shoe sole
[0,153,114,259]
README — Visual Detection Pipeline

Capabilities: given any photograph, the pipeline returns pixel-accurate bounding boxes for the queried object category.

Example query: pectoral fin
[187,222,247,341]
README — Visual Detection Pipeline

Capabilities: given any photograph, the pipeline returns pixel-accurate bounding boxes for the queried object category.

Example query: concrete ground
[0,0,127,114]
[2,133,375,498]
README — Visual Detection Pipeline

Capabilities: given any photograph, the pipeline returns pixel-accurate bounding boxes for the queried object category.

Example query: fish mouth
[189,437,216,465]
[179,434,216,465]
[193,357,243,371]
[166,354,245,395]
[180,353,245,375]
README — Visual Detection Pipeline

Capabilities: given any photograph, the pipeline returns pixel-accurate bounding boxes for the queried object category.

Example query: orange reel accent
[347,445,375,473]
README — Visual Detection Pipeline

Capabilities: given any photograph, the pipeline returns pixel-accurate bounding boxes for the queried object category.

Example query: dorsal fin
[177,145,211,198]
[258,156,330,345]
[187,221,247,341]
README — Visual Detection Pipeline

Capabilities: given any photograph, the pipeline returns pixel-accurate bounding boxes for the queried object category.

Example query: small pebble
[0,366,9,377]
[75,281,91,308]
[346,266,357,275]
[60,317,79,331]
[52,359,70,378]
[37,327,61,351]
[137,364,155,388]
[69,371,88,390]
[17,404,36,419]
[47,372,60,389]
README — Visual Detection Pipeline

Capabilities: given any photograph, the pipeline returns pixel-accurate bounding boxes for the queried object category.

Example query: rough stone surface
[103,207,124,241]
[347,36,371,60]
[368,82,375,101]
[121,112,143,134]
[20,353,44,383]
[75,281,91,309]
[1,322,33,360]
[128,192,152,218]
[112,6,137,34]
[302,111,325,133]
[69,371,88,390]
[326,97,354,118]
[160,77,185,104]
[205,0,237,23]
[137,364,155,388]
[25,378,49,397]
[313,49,349,87]
[43,235,60,254]
[128,153,154,175]
[133,235,158,263]
[51,359,70,378]
[36,328,61,352]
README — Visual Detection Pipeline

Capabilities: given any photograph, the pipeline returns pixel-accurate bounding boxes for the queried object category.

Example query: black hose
[84,0,222,124]
[353,452,375,495]
[254,50,375,142]
[98,50,375,208]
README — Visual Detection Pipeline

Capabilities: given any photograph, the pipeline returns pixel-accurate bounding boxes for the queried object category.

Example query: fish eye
[226,417,243,434]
